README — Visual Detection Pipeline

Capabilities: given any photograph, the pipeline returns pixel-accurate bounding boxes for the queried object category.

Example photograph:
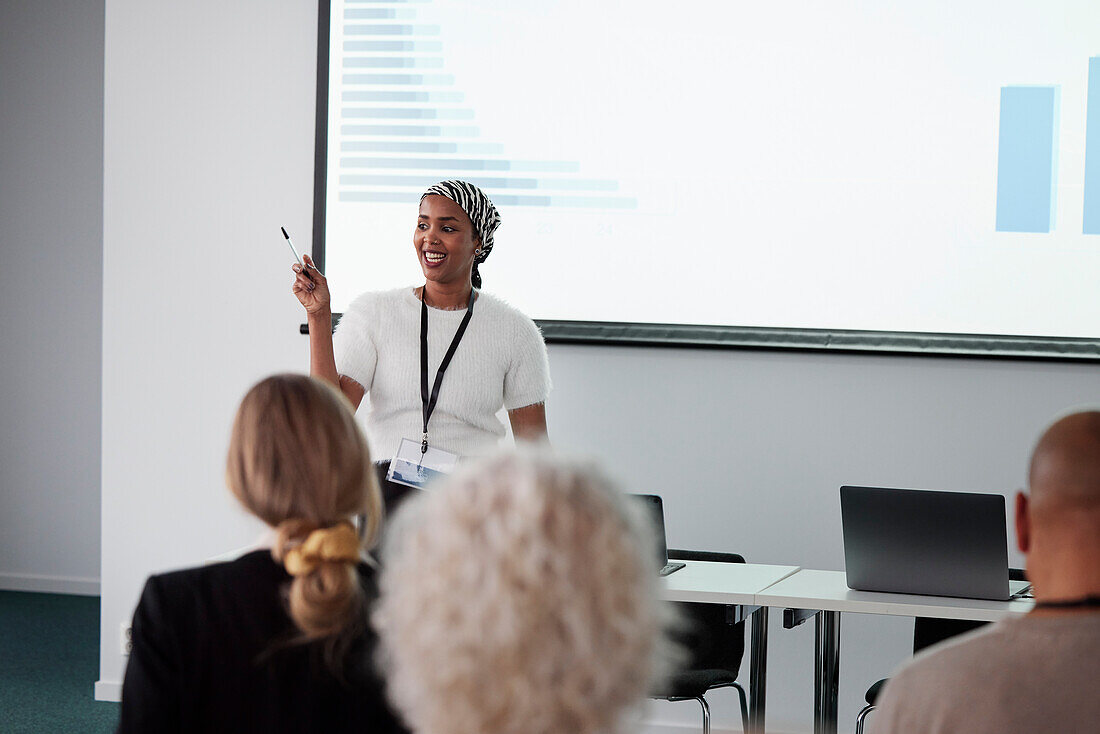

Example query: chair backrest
[912,567,1027,653]
[668,549,746,565]
[912,617,985,653]
[666,549,747,673]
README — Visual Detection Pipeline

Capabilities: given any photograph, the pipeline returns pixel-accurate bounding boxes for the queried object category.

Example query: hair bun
[281,522,360,576]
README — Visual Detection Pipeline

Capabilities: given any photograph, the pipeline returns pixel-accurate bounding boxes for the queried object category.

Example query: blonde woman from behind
[374,448,680,734]
[117,375,406,734]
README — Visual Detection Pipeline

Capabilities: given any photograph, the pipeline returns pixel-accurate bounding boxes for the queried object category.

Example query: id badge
[387,437,458,490]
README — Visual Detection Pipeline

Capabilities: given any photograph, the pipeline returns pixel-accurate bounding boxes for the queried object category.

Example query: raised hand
[292,254,331,315]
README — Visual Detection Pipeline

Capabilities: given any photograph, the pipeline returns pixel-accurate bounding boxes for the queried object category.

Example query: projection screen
[313,0,1100,359]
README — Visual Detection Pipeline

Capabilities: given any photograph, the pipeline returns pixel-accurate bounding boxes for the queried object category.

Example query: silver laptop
[840,486,1031,601]
[632,494,686,577]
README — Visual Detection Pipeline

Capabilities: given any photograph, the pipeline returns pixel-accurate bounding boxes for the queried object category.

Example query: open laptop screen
[840,486,1013,600]
[630,494,685,576]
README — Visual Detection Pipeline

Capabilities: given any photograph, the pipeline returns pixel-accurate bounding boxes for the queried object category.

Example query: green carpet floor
[0,590,120,733]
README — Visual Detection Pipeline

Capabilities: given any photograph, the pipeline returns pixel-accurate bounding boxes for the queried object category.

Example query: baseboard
[640,724,736,734]
[639,719,804,734]
[88,685,812,730]
[0,572,100,596]
[94,680,122,702]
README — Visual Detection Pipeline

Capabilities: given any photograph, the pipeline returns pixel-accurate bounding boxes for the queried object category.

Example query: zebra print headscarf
[421,180,501,289]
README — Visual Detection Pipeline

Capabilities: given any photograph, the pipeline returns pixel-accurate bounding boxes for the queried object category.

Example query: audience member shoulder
[139,550,379,611]
[889,620,1012,689]
[142,550,281,596]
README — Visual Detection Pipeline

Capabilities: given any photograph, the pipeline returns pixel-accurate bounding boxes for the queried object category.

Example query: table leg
[813,611,841,734]
[748,606,769,733]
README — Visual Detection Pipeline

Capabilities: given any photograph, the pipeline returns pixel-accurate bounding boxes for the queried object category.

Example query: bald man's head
[1022,411,1100,601]
[1028,411,1100,520]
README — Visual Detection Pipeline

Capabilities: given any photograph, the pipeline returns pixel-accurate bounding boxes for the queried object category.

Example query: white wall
[0,0,104,595]
[546,344,1100,732]
[98,0,318,701]
[90,1,1100,731]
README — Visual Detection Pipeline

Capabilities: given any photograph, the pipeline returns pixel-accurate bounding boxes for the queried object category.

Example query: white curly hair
[374,447,680,734]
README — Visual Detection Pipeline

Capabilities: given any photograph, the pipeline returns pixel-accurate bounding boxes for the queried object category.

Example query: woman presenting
[293,180,550,510]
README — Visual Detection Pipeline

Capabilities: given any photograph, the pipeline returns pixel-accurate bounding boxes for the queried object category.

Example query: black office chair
[854,568,1028,734]
[650,549,750,734]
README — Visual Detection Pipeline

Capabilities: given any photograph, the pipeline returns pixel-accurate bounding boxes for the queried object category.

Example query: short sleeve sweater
[332,287,551,458]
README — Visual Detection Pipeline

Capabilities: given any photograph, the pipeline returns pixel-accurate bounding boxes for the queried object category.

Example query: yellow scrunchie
[283,522,360,577]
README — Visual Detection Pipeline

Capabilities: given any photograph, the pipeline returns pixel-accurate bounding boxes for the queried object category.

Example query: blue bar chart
[323,0,1100,336]
[1085,57,1100,235]
[333,0,636,210]
[996,56,1100,236]
[995,86,1059,233]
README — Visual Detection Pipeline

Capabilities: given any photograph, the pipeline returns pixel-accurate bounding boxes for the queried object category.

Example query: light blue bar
[1085,58,1100,234]
[342,107,474,120]
[539,195,636,209]
[996,85,1059,233]
[343,57,444,69]
[339,191,418,203]
[346,9,392,19]
[339,191,637,208]
[339,125,479,137]
[343,40,443,52]
[342,73,453,85]
[509,161,584,173]
[342,174,540,188]
[344,24,439,35]
[343,90,463,103]
[339,156,581,173]
[340,174,619,192]
[341,141,504,154]
[345,8,415,19]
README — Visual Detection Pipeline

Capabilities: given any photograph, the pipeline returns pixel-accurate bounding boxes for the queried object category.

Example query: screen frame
[310,0,1100,362]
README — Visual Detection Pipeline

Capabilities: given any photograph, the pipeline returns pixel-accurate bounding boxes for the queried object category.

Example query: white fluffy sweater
[333,287,551,458]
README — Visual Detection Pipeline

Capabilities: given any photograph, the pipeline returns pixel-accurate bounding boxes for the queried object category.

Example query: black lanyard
[420,287,475,454]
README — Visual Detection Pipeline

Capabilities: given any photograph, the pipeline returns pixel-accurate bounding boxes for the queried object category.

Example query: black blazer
[117,550,407,734]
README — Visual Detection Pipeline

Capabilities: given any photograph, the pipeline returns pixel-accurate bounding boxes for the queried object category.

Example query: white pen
[281,226,304,268]
[282,227,324,278]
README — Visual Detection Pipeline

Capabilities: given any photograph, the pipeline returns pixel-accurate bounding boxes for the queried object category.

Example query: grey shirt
[873,612,1100,734]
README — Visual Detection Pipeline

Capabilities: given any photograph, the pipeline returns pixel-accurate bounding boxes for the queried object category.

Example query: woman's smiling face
[414,194,479,286]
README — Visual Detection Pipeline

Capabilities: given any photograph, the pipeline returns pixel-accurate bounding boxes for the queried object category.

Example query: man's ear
[1015,491,1031,554]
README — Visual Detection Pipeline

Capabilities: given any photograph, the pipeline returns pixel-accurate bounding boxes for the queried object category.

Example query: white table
[662,561,800,733]
[755,569,1035,734]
